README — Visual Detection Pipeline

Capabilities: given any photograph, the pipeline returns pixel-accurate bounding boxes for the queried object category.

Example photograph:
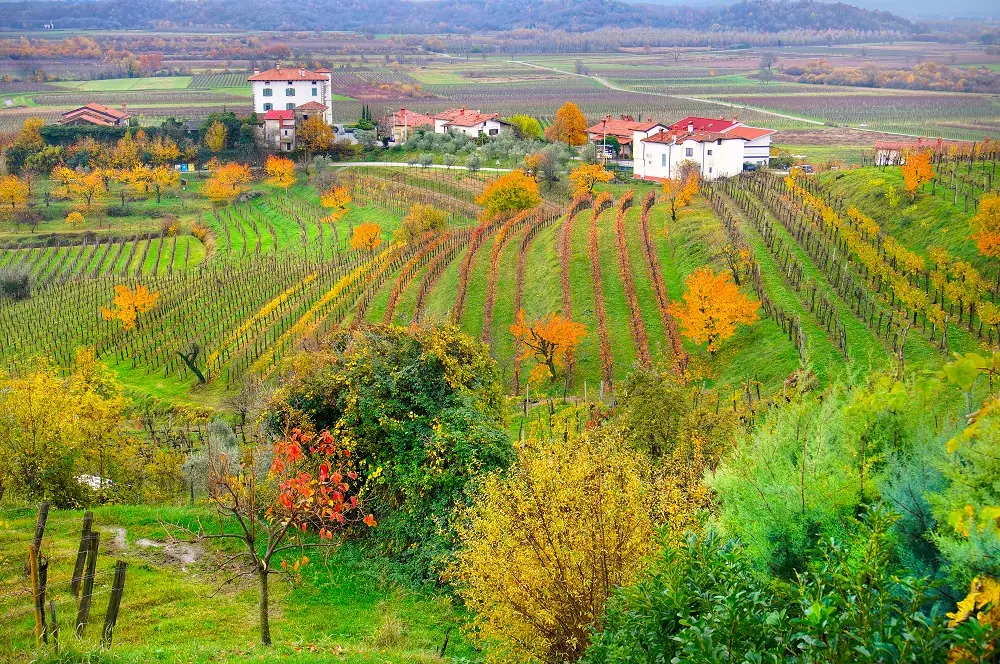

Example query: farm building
[248,67,334,125]
[261,102,330,152]
[59,103,130,127]
[431,108,510,138]
[389,108,435,142]
[586,115,666,159]
[633,116,775,181]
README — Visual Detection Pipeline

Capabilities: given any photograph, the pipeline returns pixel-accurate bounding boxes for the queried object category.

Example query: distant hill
[0,0,914,33]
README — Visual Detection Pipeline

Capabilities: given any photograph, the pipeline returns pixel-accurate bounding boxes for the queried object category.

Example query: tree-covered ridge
[0,0,913,33]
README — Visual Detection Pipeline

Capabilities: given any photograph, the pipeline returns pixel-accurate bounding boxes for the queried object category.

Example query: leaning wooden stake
[75,532,100,637]
[101,560,127,648]
[25,501,50,576]
[71,511,94,597]
[29,544,47,644]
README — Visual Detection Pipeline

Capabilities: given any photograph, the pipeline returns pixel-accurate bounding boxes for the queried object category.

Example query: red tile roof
[295,101,328,111]
[61,102,130,125]
[642,129,732,145]
[433,107,477,122]
[392,108,434,128]
[587,115,663,139]
[249,67,327,82]
[263,109,295,121]
[669,116,739,133]
[445,110,501,127]
[725,126,775,140]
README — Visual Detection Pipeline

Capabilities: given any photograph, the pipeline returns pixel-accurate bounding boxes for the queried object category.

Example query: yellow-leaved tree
[394,202,448,244]
[320,186,352,224]
[151,165,180,203]
[65,211,85,228]
[510,310,586,384]
[203,162,252,207]
[0,349,137,506]
[670,266,759,353]
[264,154,296,194]
[0,174,29,213]
[454,423,662,663]
[661,172,699,221]
[101,284,160,330]
[971,193,1000,259]
[544,101,588,146]
[475,169,540,218]
[568,163,614,196]
[204,120,228,153]
[349,222,382,251]
[901,149,934,201]
[297,115,334,156]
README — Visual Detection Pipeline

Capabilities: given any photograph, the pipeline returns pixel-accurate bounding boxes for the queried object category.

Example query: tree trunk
[258,566,271,646]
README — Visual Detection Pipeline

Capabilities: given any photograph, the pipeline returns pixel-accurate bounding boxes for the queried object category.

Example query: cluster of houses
[59,66,776,181]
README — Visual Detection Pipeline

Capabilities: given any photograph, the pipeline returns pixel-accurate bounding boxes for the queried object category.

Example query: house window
[489,128,498,136]
[262,88,273,97]
[709,167,713,174]
[312,87,318,96]
[661,154,666,167]
[263,103,273,111]
[707,149,713,156]
[284,142,292,151]
[286,103,295,110]
[285,88,295,96]
[685,147,693,157]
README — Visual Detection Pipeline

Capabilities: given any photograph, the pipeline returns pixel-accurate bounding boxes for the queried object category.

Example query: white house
[586,116,666,159]
[248,67,334,125]
[432,108,509,138]
[633,116,775,181]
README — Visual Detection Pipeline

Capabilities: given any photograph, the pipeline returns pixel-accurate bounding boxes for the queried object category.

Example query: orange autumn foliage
[661,173,699,221]
[568,163,614,197]
[264,155,296,192]
[971,193,1000,259]
[349,222,382,251]
[670,267,759,353]
[203,162,252,206]
[320,186,352,223]
[510,309,587,384]
[544,101,589,146]
[475,169,540,218]
[101,284,160,330]
[901,149,934,199]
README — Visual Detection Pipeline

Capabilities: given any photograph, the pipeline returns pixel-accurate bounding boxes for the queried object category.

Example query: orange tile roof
[587,116,663,138]
[295,101,328,111]
[392,108,434,127]
[725,126,775,140]
[249,67,327,82]
[61,103,130,125]
[445,110,501,127]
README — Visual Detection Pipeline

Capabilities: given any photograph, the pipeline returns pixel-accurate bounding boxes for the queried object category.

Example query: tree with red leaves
[198,428,374,646]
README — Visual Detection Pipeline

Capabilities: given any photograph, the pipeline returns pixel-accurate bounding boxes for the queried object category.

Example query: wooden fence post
[100,560,127,648]
[75,532,100,637]
[28,544,47,644]
[71,511,94,597]
[49,600,59,654]
[25,501,50,576]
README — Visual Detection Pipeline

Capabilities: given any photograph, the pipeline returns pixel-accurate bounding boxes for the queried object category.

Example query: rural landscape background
[1,0,1000,661]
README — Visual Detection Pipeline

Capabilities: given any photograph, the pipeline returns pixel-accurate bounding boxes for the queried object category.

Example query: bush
[105,203,130,217]
[270,324,512,577]
[585,507,967,663]
[0,264,32,301]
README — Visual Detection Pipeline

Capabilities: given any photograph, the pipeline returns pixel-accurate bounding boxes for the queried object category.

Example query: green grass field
[53,76,194,91]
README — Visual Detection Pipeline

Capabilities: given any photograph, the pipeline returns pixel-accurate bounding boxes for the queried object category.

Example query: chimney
[253,66,260,75]
[687,122,693,133]
[299,69,305,77]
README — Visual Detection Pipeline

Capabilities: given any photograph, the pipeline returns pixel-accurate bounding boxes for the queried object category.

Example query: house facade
[389,108,435,142]
[633,116,775,181]
[60,103,130,127]
[586,115,665,159]
[261,102,331,151]
[431,108,508,137]
[249,67,334,125]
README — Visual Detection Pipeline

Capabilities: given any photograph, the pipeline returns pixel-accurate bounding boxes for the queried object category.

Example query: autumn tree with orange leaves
[545,101,589,146]
[476,169,540,218]
[320,186,352,224]
[670,267,759,354]
[203,162,252,207]
[350,222,382,251]
[661,173,699,221]
[511,310,587,384]
[0,175,29,213]
[187,428,374,646]
[569,163,614,197]
[970,193,1000,259]
[901,149,934,200]
[101,284,160,330]
[264,155,296,195]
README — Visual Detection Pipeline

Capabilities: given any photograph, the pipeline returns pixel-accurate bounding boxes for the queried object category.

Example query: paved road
[333,161,513,172]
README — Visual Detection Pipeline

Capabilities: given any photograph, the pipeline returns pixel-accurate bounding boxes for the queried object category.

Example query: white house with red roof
[249,66,334,125]
[586,115,666,159]
[633,116,776,181]
[389,108,435,142]
[432,108,509,138]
